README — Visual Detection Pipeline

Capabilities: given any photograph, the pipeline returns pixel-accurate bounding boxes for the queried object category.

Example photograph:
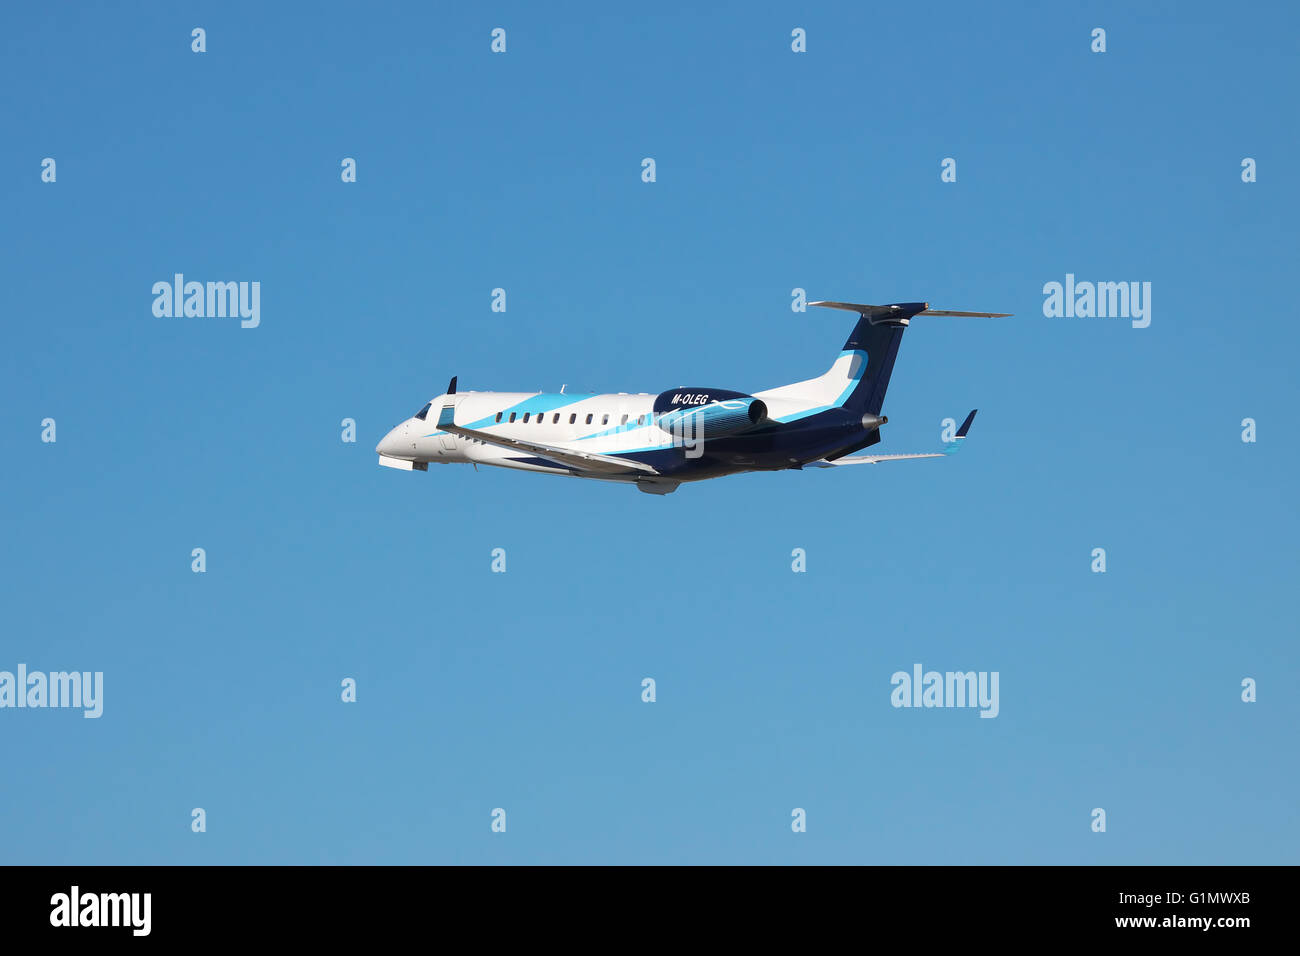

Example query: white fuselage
[376,351,871,483]
[379,390,662,475]
[375,301,997,490]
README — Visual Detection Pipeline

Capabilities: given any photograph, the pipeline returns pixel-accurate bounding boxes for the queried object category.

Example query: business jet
[376,300,1009,494]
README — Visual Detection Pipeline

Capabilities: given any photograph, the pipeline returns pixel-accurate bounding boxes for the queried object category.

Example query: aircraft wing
[806,452,947,466]
[435,403,658,476]
[808,409,977,467]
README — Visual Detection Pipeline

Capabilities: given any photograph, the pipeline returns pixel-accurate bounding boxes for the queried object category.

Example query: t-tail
[809,300,1011,416]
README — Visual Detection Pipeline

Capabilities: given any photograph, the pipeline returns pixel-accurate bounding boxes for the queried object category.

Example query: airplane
[375,299,1010,494]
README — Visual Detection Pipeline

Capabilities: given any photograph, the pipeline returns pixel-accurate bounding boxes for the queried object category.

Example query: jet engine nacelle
[653,387,768,440]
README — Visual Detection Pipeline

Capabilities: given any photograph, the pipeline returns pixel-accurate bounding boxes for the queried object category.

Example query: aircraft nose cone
[376,426,402,456]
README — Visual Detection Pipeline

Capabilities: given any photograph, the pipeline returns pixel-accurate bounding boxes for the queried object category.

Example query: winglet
[806,408,979,467]
[447,375,458,395]
[941,409,977,454]
[956,409,977,439]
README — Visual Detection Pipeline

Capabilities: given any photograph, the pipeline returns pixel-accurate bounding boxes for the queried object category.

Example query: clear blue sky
[2,1,1296,864]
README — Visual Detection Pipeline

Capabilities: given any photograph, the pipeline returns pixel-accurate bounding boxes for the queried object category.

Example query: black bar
[0,865,1283,942]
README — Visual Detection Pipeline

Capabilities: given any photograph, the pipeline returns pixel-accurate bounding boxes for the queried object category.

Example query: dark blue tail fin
[809,299,1008,418]
[821,301,928,415]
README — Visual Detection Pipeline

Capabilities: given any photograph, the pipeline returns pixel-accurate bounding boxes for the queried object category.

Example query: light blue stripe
[773,350,866,423]
[465,393,597,429]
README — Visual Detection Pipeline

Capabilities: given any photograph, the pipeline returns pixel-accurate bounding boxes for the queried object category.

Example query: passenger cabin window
[495,412,503,423]
[585,414,593,424]
[569,414,576,424]
[523,413,531,423]
[637,415,645,425]
[552,413,559,423]
[509,413,517,423]
[620,414,629,425]
[414,402,432,421]
[538,414,544,424]
[601,414,609,425]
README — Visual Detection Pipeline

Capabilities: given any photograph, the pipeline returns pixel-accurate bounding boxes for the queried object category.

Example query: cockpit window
[414,402,432,421]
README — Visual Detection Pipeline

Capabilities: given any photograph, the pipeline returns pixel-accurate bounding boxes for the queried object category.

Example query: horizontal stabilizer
[809,301,919,320]
[810,301,1011,318]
